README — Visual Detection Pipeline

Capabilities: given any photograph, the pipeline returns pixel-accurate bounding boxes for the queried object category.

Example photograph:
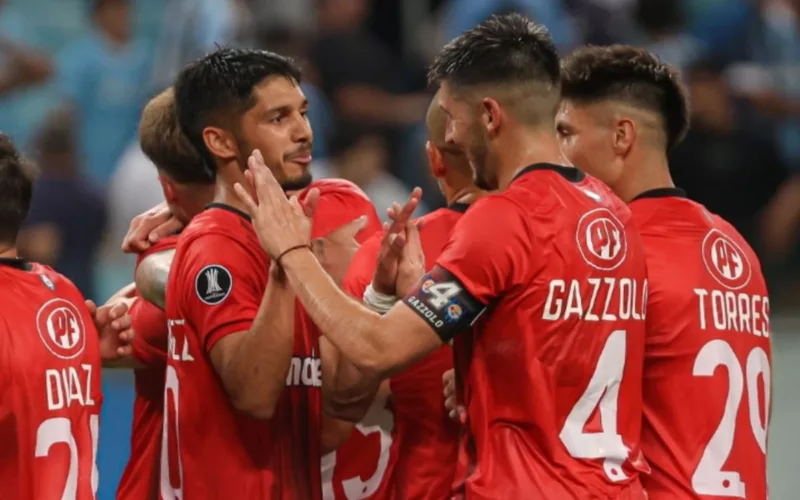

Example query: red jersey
[300,178,382,243]
[0,259,102,500]
[322,204,467,500]
[630,190,771,500]
[117,236,178,500]
[404,164,650,499]
[163,180,380,498]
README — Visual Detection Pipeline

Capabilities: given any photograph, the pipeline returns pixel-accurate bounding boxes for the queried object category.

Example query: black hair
[0,134,37,245]
[174,47,303,174]
[428,13,560,89]
[561,44,690,150]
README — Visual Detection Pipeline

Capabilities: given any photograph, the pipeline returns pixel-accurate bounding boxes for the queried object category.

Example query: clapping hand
[371,188,423,295]
[234,150,320,262]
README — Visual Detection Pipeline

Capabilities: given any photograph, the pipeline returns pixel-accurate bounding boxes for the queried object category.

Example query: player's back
[630,190,771,500]
[450,165,649,499]
[163,206,322,499]
[323,204,466,500]
[0,259,102,500]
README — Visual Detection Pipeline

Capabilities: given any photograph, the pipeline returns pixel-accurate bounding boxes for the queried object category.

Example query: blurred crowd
[1,0,798,308]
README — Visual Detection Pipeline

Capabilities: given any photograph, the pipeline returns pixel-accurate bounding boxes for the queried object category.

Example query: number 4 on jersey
[425,281,461,310]
[559,329,629,482]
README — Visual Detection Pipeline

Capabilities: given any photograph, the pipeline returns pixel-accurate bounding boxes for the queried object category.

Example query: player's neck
[213,180,253,217]
[444,183,482,206]
[497,129,572,191]
[619,152,675,203]
[0,245,18,259]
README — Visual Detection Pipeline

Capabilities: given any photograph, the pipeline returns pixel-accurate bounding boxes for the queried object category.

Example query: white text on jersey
[694,288,770,337]
[45,364,96,410]
[285,355,322,388]
[543,278,648,322]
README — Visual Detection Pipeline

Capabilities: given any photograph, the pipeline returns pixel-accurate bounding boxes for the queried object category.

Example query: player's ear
[202,126,238,163]
[481,98,503,138]
[612,117,636,156]
[425,141,445,179]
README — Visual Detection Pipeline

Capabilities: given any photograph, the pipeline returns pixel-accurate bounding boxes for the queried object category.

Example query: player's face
[439,83,496,190]
[556,101,618,187]
[237,77,313,191]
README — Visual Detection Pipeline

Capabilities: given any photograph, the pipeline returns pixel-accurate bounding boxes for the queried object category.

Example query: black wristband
[276,244,311,267]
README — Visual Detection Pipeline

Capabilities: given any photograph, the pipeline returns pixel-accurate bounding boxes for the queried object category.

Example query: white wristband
[362,284,397,315]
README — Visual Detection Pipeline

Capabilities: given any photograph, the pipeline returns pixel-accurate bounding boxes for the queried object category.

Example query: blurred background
[1,0,798,497]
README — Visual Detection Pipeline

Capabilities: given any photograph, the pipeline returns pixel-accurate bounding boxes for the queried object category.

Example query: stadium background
[1,0,798,497]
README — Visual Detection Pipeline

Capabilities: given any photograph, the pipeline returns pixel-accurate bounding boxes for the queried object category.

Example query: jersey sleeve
[310,190,382,244]
[129,297,169,368]
[402,197,529,341]
[135,234,179,268]
[342,232,382,299]
[178,232,264,353]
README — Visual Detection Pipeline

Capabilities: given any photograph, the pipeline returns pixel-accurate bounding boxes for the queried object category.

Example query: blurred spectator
[55,0,153,187]
[634,0,702,70]
[0,0,53,147]
[18,109,107,300]
[149,0,249,93]
[318,125,428,218]
[669,61,788,248]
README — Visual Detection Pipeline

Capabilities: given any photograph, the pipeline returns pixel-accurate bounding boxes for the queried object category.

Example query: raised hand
[121,202,185,253]
[234,150,318,262]
[371,188,423,295]
[86,298,135,362]
[396,220,426,297]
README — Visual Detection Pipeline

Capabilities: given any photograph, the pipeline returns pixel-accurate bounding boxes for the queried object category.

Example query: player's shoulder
[179,205,255,247]
[418,205,468,231]
[309,178,370,202]
[28,263,85,300]
[135,233,181,269]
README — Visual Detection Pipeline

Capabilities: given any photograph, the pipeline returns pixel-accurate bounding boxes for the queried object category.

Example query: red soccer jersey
[117,236,178,500]
[404,164,650,499]
[630,190,771,500]
[163,180,379,498]
[322,205,467,500]
[0,259,102,500]
[300,178,382,243]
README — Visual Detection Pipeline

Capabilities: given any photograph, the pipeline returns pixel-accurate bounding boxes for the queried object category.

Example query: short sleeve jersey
[301,178,382,244]
[0,259,102,500]
[404,164,650,499]
[117,236,178,500]
[630,190,771,500]
[323,205,467,500]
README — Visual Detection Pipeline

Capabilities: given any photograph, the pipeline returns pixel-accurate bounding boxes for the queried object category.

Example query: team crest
[195,264,233,305]
[576,208,627,271]
[701,229,752,290]
[36,298,86,359]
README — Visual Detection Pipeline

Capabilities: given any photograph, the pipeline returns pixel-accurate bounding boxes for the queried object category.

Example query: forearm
[223,278,296,418]
[135,250,174,309]
[281,249,391,376]
[325,355,381,422]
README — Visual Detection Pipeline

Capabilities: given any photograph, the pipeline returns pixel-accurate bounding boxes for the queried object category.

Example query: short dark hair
[428,13,560,90]
[0,134,37,244]
[139,88,211,184]
[561,44,690,150]
[174,48,303,173]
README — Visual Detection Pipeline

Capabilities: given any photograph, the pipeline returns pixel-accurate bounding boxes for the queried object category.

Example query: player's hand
[313,216,369,286]
[121,201,184,253]
[442,369,465,423]
[86,299,135,361]
[234,149,319,260]
[372,188,423,295]
[396,221,426,297]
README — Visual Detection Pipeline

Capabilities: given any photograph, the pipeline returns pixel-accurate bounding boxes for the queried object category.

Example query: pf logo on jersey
[702,229,752,290]
[36,298,86,359]
[195,264,233,305]
[576,208,627,271]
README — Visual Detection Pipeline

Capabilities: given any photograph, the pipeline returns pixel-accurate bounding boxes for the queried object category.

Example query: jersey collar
[631,187,688,202]
[447,202,470,213]
[512,163,585,184]
[205,202,252,221]
[0,257,32,271]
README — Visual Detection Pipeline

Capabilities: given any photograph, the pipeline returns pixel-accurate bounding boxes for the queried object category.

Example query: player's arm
[135,249,175,310]
[282,199,520,378]
[182,235,296,419]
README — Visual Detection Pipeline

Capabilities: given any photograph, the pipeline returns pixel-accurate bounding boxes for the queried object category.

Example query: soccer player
[235,14,650,498]
[163,48,381,498]
[0,133,103,499]
[557,45,772,500]
[111,88,214,500]
[323,91,478,499]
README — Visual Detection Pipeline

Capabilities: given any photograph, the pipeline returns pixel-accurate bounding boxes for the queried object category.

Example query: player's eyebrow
[264,99,308,117]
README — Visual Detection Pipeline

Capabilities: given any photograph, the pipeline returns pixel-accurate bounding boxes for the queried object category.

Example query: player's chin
[281,166,314,192]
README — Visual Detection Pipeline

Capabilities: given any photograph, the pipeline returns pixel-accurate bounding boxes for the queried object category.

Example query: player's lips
[287,154,313,165]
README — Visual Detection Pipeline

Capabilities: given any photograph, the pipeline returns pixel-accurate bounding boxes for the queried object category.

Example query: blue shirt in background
[56,34,152,187]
